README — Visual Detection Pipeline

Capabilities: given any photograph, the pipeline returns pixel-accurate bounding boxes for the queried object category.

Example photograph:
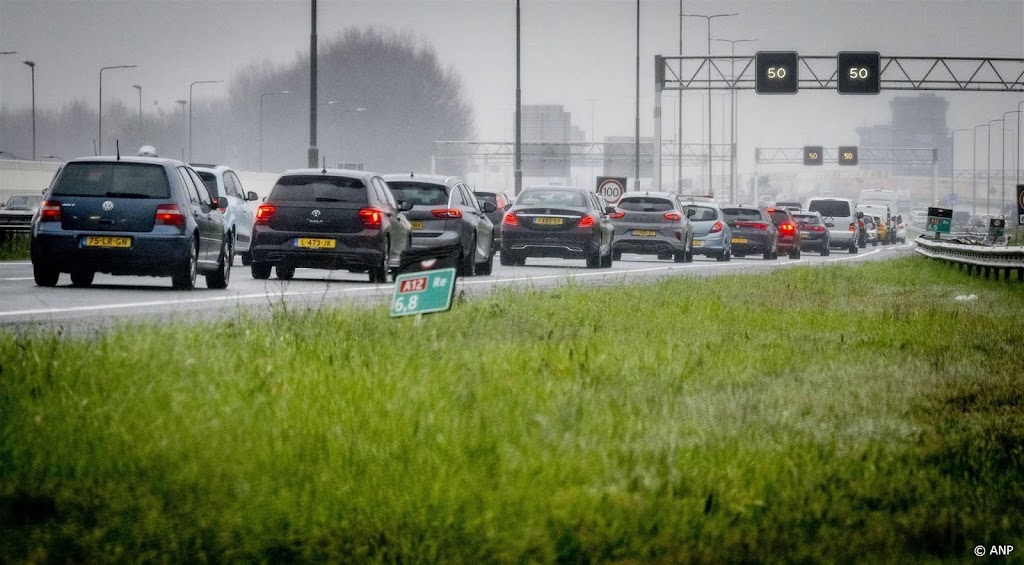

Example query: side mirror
[686,208,695,218]
[605,206,617,215]
[825,222,835,227]
[215,196,228,210]
[246,191,259,201]
[857,211,864,219]
[398,200,414,212]
[480,201,497,213]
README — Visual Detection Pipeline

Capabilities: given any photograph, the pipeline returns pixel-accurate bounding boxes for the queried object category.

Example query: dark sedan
[249,169,412,283]
[793,211,831,256]
[766,207,802,259]
[500,186,614,268]
[722,206,778,260]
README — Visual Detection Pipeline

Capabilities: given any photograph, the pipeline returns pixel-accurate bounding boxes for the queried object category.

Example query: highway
[0,242,914,332]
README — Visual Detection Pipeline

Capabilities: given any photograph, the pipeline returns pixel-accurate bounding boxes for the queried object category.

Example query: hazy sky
[1,0,1022,172]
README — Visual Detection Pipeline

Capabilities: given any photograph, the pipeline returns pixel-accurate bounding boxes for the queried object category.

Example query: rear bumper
[729,232,773,254]
[691,231,729,256]
[612,234,685,256]
[31,231,191,276]
[798,233,829,250]
[250,228,386,270]
[828,229,857,246]
[502,231,600,259]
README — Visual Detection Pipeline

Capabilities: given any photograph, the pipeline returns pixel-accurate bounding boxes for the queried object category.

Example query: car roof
[523,185,588,191]
[67,155,184,167]
[381,173,461,187]
[190,163,234,174]
[281,168,380,182]
[619,191,676,200]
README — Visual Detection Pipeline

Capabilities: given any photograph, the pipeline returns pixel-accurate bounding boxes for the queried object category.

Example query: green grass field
[0,234,30,261]
[1,256,1022,562]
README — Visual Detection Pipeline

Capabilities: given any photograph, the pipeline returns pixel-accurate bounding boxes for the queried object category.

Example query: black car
[722,206,779,260]
[500,186,615,268]
[792,211,831,256]
[382,173,496,276]
[249,169,412,283]
[31,155,231,290]
[766,207,802,259]
[474,190,515,247]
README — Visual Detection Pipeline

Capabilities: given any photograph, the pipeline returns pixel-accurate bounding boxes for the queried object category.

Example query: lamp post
[98,64,136,155]
[1002,110,1020,210]
[23,60,35,160]
[514,0,522,196]
[712,37,757,203]
[174,99,187,161]
[338,107,367,165]
[132,84,143,142]
[188,80,223,162]
[973,123,988,216]
[259,90,292,172]
[681,12,737,196]
[1017,100,1024,190]
[308,0,319,168]
[987,118,1004,215]
[949,128,969,206]
[634,0,640,190]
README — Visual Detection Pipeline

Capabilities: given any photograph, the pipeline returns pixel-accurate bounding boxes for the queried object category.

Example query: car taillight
[809,225,826,233]
[577,215,596,228]
[255,203,276,225]
[39,200,61,222]
[664,212,681,221]
[359,207,383,229]
[752,222,768,231]
[431,208,462,219]
[735,221,768,230]
[155,204,185,227]
[709,221,723,234]
[780,222,796,234]
[609,210,625,219]
[849,222,857,232]
[503,212,519,226]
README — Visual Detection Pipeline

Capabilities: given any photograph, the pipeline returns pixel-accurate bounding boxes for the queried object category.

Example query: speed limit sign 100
[597,178,625,204]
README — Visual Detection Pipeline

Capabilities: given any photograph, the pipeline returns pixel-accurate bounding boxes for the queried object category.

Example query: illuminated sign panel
[838,146,859,165]
[837,51,881,94]
[755,51,799,94]
[803,146,824,166]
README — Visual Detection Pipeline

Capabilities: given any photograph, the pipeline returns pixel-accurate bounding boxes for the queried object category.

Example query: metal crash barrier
[914,234,1024,282]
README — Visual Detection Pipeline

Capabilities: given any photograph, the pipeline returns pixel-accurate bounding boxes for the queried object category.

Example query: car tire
[674,250,687,263]
[499,250,515,266]
[850,243,858,254]
[33,262,59,287]
[70,270,94,288]
[251,263,272,280]
[586,247,601,269]
[477,251,494,276]
[240,251,252,266]
[206,238,232,289]
[790,247,801,260]
[820,245,829,256]
[763,248,772,260]
[276,265,295,281]
[459,236,477,277]
[172,238,198,290]
[859,239,867,249]
[612,250,622,261]
[601,247,613,268]
[369,241,389,283]
[685,244,694,263]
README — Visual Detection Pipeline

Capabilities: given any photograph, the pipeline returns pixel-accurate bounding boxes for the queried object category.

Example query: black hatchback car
[500,186,615,268]
[249,169,412,283]
[31,155,231,290]
[722,205,779,260]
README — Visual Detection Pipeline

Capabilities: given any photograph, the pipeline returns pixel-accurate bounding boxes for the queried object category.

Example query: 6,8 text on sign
[390,268,457,317]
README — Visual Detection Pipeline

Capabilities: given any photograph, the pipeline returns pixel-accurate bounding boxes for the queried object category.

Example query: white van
[807,197,860,254]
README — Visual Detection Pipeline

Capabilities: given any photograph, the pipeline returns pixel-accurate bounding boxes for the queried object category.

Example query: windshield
[618,197,674,212]
[682,205,717,222]
[195,171,221,198]
[3,195,41,210]
[723,208,761,221]
[270,175,367,203]
[794,214,821,225]
[51,162,170,199]
[386,181,449,206]
[517,189,586,207]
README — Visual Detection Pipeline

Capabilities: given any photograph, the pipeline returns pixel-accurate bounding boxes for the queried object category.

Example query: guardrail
[914,235,1024,282]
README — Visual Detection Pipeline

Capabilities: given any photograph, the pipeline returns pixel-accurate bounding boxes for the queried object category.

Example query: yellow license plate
[84,236,131,248]
[535,217,563,225]
[410,221,424,230]
[692,240,703,247]
[800,233,809,238]
[295,238,336,249]
[731,237,748,244]
[632,229,657,237]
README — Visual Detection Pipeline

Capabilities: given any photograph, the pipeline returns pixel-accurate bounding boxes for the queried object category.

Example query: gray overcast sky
[1,0,1022,166]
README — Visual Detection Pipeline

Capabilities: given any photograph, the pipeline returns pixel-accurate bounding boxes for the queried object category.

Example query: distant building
[857,93,949,176]
[522,105,572,177]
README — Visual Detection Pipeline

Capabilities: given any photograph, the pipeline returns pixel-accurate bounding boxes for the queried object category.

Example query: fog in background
[1,0,1021,184]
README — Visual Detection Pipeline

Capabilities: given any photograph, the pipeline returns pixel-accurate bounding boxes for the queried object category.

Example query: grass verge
[0,234,30,261]
[1,256,1022,562]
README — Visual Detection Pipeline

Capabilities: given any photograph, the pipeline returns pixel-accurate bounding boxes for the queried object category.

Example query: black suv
[31,155,231,290]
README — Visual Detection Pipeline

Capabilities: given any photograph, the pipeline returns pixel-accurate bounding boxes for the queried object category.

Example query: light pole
[973,123,988,215]
[1002,110,1020,211]
[338,107,367,165]
[634,0,640,190]
[514,0,522,196]
[308,0,319,168]
[132,84,143,142]
[23,60,35,160]
[174,99,187,161]
[99,64,137,155]
[259,90,292,172]
[188,80,223,162]
[987,118,1003,215]
[712,37,757,203]
[1017,100,1024,190]
[949,129,969,206]
[681,12,737,196]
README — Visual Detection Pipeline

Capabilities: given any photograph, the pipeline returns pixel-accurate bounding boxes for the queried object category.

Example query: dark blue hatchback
[31,156,231,290]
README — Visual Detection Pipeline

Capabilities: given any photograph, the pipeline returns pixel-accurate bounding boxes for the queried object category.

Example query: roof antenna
[409,171,414,178]
[321,156,327,174]
[116,140,121,161]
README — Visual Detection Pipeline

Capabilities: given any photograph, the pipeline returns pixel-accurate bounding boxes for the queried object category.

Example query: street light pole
[174,100,187,161]
[634,0,640,190]
[23,60,35,160]
[681,12,737,196]
[514,0,522,196]
[259,90,292,172]
[712,37,757,203]
[98,64,137,155]
[189,80,223,162]
[132,84,142,143]
[987,118,1002,216]
[949,129,969,206]
[1002,110,1020,211]
[973,123,987,216]
[308,0,319,168]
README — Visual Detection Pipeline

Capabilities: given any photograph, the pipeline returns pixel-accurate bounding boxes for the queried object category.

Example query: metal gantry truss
[657,55,1024,92]
[754,147,938,166]
[432,140,733,167]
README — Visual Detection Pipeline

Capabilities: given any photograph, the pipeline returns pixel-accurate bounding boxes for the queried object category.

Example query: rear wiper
[105,192,152,199]
[314,196,345,202]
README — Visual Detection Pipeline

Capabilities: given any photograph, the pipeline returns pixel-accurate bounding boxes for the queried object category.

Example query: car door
[227,171,255,251]
[372,177,409,261]
[589,192,614,252]
[180,167,223,265]
[458,183,492,260]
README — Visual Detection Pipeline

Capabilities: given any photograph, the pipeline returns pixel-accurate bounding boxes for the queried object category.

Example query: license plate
[410,221,424,230]
[632,229,657,237]
[84,236,131,248]
[731,237,748,244]
[800,233,809,238]
[692,240,703,247]
[295,238,336,249]
[535,217,563,226]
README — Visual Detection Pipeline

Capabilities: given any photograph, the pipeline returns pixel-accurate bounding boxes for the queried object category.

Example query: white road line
[0,277,34,281]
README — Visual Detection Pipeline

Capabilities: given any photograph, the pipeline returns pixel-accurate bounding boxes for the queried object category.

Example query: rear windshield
[767,210,790,223]
[195,171,220,198]
[723,207,761,220]
[808,200,851,218]
[517,189,586,207]
[4,195,41,210]
[51,162,170,199]
[682,205,718,222]
[386,181,449,206]
[793,214,821,225]
[475,193,498,207]
[618,197,674,212]
[271,175,367,203]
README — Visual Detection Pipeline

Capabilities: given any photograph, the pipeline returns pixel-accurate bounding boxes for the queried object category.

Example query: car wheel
[477,250,494,276]
[206,238,232,289]
[240,251,252,266]
[499,250,515,266]
[674,250,687,263]
[172,237,198,290]
[459,235,477,277]
[586,247,601,269]
[820,245,829,256]
[369,241,389,283]
[789,247,801,260]
[859,239,867,249]
[612,250,622,261]
[70,270,94,288]
[600,248,612,268]
[850,243,858,254]
[33,262,59,287]
[276,265,295,281]
[685,243,694,263]
[251,263,272,280]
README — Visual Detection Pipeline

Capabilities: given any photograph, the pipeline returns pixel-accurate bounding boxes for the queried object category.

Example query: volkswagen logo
[311,209,321,218]
[102,200,114,212]
[545,209,551,215]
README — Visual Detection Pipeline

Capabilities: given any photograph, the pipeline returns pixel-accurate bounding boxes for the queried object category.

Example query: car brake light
[255,203,276,225]
[849,222,857,232]
[609,210,625,219]
[503,212,518,226]
[809,225,826,233]
[39,200,61,222]
[155,204,185,226]
[780,222,796,234]
[664,212,681,221]
[431,208,462,219]
[753,222,768,231]
[359,207,383,229]
[577,215,596,228]
[709,221,723,234]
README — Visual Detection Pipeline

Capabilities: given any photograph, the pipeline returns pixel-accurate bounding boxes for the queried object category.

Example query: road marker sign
[390,268,457,317]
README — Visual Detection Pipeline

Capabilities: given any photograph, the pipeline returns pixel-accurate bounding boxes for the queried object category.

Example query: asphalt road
[0,242,916,332]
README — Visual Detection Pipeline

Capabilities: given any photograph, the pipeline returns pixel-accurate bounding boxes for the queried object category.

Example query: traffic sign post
[1017,184,1024,227]
[596,176,627,205]
[755,51,799,94]
[837,51,881,94]
[390,268,457,318]
[926,206,953,239]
